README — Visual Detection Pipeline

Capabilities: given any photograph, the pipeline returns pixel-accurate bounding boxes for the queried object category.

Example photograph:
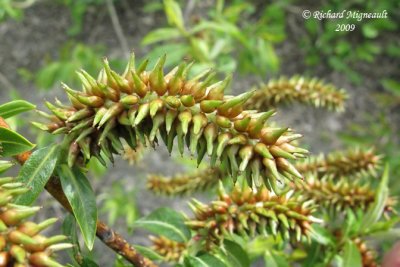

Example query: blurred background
[0,0,399,265]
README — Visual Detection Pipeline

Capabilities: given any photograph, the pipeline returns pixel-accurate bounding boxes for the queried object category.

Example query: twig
[0,117,157,267]
[183,0,196,22]
[106,0,130,57]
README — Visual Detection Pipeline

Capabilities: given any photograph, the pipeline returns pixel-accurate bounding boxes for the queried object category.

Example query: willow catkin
[122,143,146,165]
[246,76,348,112]
[0,176,71,267]
[295,147,381,178]
[186,182,321,248]
[149,235,186,263]
[292,174,396,216]
[35,53,308,192]
[147,167,222,196]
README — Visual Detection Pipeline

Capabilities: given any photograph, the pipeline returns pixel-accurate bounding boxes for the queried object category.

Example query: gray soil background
[0,1,399,266]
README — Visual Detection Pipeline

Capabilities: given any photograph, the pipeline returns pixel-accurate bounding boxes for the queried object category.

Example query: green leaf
[134,207,191,243]
[0,127,35,157]
[114,255,139,267]
[0,160,14,174]
[341,240,362,267]
[81,258,99,267]
[62,214,82,265]
[35,62,62,89]
[163,0,184,30]
[362,23,378,39]
[133,245,164,261]
[14,145,59,205]
[364,217,400,236]
[184,254,226,267]
[361,164,389,229]
[142,27,181,45]
[191,21,247,46]
[0,100,36,119]
[302,242,322,266]
[144,43,190,69]
[214,240,250,267]
[309,225,335,245]
[58,165,97,250]
[264,250,290,267]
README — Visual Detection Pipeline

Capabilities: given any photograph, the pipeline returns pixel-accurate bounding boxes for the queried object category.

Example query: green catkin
[149,235,186,263]
[245,75,348,112]
[147,167,222,196]
[292,174,396,216]
[295,147,381,178]
[186,182,321,248]
[0,176,71,267]
[36,52,308,191]
[122,143,146,165]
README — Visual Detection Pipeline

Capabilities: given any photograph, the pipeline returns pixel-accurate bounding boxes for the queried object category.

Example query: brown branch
[0,117,157,267]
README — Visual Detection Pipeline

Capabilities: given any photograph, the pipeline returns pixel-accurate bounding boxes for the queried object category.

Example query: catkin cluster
[246,76,347,112]
[122,143,146,165]
[36,53,308,191]
[293,175,395,216]
[149,235,186,263]
[186,183,320,248]
[147,167,222,196]
[295,148,381,178]
[0,177,71,267]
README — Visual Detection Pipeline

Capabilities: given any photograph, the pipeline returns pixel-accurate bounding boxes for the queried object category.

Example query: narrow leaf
[14,145,59,205]
[0,100,36,119]
[264,250,290,267]
[0,127,35,157]
[341,240,362,267]
[81,258,100,267]
[142,28,181,45]
[309,225,335,245]
[134,207,191,243]
[133,245,164,261]
[184,254,225,267]
[163,0,184,30]
[362,164,389,229]
[62,214,82,265]
[214,240,250,267]
[58,165,97,250]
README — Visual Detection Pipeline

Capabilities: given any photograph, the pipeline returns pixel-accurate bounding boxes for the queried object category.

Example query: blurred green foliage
[36,43,105,89]
[0,0,32,21]
[142,0,288,76]
[100,181,139,231]
[300,0,398,84]
[340,112,400,193]
[18,42,125,90]
[58,0,117,36]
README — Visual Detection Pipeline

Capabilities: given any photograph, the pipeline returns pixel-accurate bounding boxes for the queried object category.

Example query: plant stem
[0,116,157,267]
[106,0,130,57]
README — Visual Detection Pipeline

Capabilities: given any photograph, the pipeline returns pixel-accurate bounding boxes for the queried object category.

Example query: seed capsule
[178,110,192,135]
[149,54,167,96]
[200,100,223,113]
[120,95,139,105]
[165,96,181,109]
